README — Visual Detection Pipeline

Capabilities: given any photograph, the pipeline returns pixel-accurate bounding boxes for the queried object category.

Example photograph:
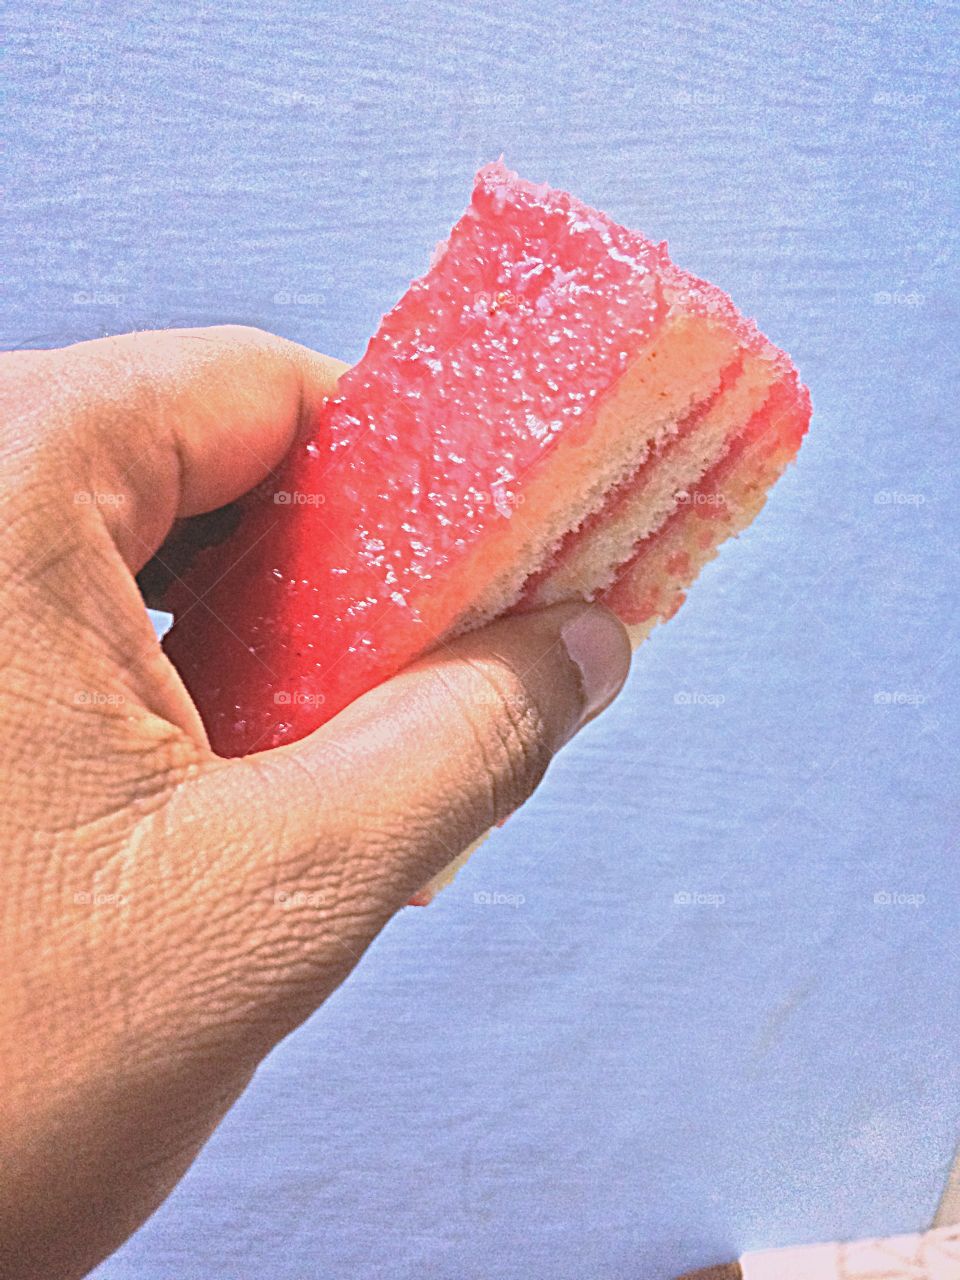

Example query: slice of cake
[161,162,811,893]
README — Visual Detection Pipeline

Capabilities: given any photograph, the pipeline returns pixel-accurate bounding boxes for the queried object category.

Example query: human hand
[0,326,631,1278]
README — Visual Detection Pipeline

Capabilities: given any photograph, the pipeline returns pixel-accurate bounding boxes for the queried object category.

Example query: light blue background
[6,2,959,1277]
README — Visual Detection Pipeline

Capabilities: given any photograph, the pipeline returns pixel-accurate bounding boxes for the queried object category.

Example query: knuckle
[206,323,282,353]
[460,659,552,811]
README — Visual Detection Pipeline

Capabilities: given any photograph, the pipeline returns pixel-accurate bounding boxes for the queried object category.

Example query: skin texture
[0,326,631,1279]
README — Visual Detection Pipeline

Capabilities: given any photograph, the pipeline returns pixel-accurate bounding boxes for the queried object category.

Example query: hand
[0,326,631,1278]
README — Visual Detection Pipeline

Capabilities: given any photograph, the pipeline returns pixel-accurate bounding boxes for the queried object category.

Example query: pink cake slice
[161,161,811,894]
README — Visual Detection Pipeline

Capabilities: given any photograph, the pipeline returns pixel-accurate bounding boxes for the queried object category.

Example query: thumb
[179,602,630,1038]
[282,599,633,905]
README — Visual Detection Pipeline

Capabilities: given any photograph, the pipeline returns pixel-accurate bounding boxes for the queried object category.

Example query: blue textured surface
[6,2,959,1276]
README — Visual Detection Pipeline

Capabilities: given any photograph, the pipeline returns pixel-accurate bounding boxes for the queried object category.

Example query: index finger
[6,326,347,572]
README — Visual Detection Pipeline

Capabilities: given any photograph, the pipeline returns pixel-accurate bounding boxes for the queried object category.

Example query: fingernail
[560,606,631,733]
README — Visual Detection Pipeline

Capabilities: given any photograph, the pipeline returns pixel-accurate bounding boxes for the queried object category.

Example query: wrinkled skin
[0,327,630,1278]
